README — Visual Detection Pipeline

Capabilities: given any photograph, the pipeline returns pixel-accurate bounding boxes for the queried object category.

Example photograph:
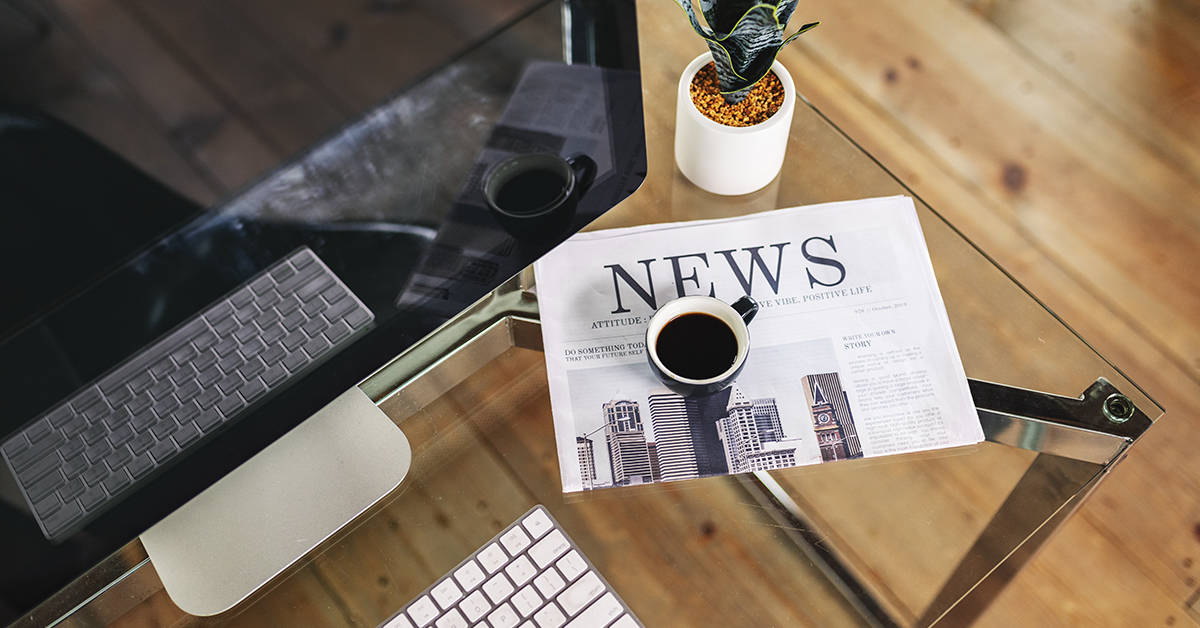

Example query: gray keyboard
[1,247,373,541]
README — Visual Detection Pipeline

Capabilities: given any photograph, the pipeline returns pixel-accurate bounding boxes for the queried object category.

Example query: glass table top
[18,1,1163,627]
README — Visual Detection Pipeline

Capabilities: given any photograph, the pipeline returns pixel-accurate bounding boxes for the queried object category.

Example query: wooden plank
[51,0,281,191]
[0,7,220,205]
[784,0,1200,381]
[121,0,350,158]
[962,0,1200,182]
[229,0,486,114]
[976,516,1200,628]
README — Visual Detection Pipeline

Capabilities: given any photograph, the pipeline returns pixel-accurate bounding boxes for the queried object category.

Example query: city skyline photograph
[565,339,857,490]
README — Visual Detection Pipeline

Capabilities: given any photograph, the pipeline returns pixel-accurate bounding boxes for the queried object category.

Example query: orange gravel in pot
[689,62,784,127]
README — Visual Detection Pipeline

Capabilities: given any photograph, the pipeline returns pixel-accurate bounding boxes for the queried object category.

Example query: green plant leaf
[673,0,818,104]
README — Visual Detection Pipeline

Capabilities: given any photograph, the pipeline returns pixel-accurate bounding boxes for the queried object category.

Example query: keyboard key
[58,476,85,501]
[435,609,467,628]
[563,592,623,628]
[381,614,413,628]
[2,434,29,458]
[81,424,107,445]
[213,336,239,357]
[609,615,638,628]
[151,419,179,440]
[80,485,106,510]
[193,349,218,372]
[81,464,108,487]
[71,390,103,415]
[149,358,174,381]
[149,439,177,464]
[217,373,244,396]
[217,394,244,417]
[249,275,274,296]
[8,434,60,472]
[453,561,485,592]
[302,336,332,359]
[407,595,439,627]
[127,393,153,415]
[301,315,327,337]
[534,603,567,628]
[176,380,202,403]
[102,470,131,495]
[46,405,76,429]
[151,395,180,418]
[282,350,309,373]
[196,410,223,433]
[128,431,155,455]
[109,424,135,448]
[148,379,173,401]
[325,320,353,343]
[238,378,268,403]
[270,263,295,282]
[297,273,335,301]
[102,446,131,471]
[28,469,65,502]
[487,602,520,628]
[499,525,532,556]
[506,555,537,586]
[59,436,86,461]
[84,441,112,465]
[240,338,266,359]
[129,373,154,394]
[229,288,254,309]
[261,364,288,386]
[511,584,542,617]
[478,542,508,574]
[533,570,565,599]
[127,453,154,480]
[346,307,371,329]
[555,551,588,582]
[430,578,463,610]
[522,508,554,540]
[194,329,219,350]
[277,296,301,316]
[529,530,570,569]
[557,572,603,616]
[174,400,201,424]
[172,422,202,448]
[43,501,83,535]
[237,357,266,379]
[482,572,515,605]
[130,410,158,432]
[61,452,88,479]
[459,590,490,622]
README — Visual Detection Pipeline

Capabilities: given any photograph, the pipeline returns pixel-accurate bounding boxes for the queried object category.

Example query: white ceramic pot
[674,52,795,196]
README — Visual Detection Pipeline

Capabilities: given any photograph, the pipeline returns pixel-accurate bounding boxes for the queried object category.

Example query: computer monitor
[0,1,644,621]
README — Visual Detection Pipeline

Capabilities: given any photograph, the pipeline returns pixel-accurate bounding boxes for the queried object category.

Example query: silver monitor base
[140,387,411,617]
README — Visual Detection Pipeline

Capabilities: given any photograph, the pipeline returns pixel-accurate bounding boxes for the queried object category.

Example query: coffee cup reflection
[483,153,596,237]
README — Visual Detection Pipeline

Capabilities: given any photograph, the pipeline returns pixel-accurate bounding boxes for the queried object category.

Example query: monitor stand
[140,387,411,617]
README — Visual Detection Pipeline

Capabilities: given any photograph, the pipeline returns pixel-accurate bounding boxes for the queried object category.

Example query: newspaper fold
[535,196,982,493]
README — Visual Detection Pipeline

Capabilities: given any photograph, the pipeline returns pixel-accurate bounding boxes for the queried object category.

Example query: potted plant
[673,0,819,195]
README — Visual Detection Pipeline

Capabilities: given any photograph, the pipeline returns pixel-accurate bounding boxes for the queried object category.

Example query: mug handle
[567,154,597,195]
[731,295,759,325]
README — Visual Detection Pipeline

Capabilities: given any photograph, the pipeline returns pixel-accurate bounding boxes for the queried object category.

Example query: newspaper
[534,196,983,493]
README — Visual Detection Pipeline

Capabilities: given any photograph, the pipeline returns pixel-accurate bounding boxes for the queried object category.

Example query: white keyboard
[379,506,642,628]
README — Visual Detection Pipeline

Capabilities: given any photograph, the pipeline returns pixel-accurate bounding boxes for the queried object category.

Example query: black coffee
[655,313,738,380]
[495,170,566,214]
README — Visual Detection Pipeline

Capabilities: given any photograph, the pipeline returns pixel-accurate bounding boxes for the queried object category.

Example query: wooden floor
[2,0,1198,626]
